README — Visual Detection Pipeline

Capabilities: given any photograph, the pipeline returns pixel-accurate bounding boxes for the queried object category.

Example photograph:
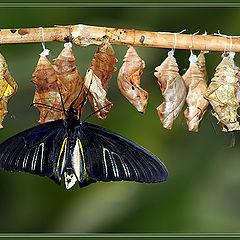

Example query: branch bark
[0,24,240,52]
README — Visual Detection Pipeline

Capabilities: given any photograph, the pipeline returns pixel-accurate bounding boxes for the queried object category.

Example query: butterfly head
[66,106,78,118]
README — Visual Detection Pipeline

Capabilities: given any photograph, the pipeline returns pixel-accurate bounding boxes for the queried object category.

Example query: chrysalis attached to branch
[117,46,148,113]
[205,52,240,132]
[84,36,117,120]
[0,53,17,128]
[53,43,84,114]
[154,52,187,130]
[183,52,209,132]
[32,55,65,124]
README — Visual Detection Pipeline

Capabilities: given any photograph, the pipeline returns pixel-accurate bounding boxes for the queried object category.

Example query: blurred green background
[0,6,240,235]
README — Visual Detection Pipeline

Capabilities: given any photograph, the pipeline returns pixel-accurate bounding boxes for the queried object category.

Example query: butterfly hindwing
[80,122,168,183]
[0,119,67,179]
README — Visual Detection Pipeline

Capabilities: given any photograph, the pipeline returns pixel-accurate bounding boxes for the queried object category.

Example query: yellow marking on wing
[78,138,90,181]
[55,138,67,178]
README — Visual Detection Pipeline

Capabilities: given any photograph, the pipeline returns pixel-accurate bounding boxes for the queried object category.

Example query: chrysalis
[84,36,117,120]
[183,52,209,132]
[32,55,65,124]
[53,43,84,114]
[154,53,187,130]
[205,52,240,132]
[0,53,17,128]
[117,46,148,113]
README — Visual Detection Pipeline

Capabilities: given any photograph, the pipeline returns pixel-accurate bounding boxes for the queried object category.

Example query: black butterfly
[0,87,168,189]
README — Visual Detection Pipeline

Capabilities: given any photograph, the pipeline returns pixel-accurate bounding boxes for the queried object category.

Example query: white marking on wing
[22,150,30,169]
[72,139,81,181]
[124,156,138,179]
[39,142,44,173]
[114,154,130,178]
[102,147,109,178]
[31,145,40,171]
[108,152,119,178]
[111,152,119,178]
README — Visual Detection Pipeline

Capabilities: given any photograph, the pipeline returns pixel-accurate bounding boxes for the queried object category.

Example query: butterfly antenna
[30,103,64,112]
[56,82,67,116]
[83,103,112,123]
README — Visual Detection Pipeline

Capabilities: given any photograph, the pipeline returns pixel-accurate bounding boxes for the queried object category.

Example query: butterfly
[0,83,168,190]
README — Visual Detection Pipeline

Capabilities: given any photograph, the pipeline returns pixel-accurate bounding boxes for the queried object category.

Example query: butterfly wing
[0,119,67,181]
[80,122,168,185]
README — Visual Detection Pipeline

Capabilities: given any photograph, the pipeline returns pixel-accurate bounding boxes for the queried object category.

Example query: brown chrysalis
[53,43,84,115]
[84,36,117,120]
[117,46,148,113]
[32,55,65,124]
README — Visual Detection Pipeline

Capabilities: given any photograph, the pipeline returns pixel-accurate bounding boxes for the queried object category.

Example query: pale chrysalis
[154,54,187,130]
[205,53,240,132]
[183,52,209,132]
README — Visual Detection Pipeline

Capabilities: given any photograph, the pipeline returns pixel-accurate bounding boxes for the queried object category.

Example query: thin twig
[0,24,240,52]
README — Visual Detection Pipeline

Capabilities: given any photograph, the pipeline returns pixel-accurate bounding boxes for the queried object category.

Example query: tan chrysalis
[53,43,84,115]
[32,55,65,123]
[117,46,148,113]
[205,52,240,132]
[183,52,209,132]
[84,36,117,120]
[154,53,187,130]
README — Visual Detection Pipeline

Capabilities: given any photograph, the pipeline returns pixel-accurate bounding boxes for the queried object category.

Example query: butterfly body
[0,105,168,189]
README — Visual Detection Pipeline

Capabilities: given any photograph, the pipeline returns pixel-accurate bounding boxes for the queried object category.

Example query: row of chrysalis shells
[154,50,240,132]
[31,37,149,124]
[0,36,240,133]
[0,37,148,127]
[32,38,116,124]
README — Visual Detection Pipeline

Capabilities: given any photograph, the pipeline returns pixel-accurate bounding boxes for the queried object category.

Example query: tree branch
[0,24,240,52]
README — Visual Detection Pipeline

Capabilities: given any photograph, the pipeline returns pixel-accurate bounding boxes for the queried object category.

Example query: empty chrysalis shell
[205,54,240,132]
[117,46,148,113]
[0,53,17,128]
[154,54,187,130]
[183,52,209,132]
[84,37,117,119]
[53,43,84,115]
[32,55,65,124]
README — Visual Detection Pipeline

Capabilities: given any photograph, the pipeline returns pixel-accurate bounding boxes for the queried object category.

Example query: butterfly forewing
[0,120,67,178]
[80,122,168,183]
